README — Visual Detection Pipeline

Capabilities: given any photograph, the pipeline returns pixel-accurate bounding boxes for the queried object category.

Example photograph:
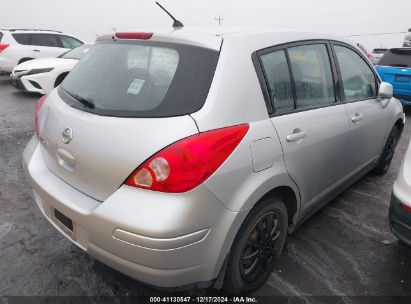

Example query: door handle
[33,49,40,52]
[351,113,362,122]
[286,129,306,142]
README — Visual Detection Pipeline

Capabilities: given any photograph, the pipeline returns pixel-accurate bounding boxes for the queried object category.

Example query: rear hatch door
[37,36,221,201]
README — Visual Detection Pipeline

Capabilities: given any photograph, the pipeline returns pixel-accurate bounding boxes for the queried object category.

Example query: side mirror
[378,82,393,99]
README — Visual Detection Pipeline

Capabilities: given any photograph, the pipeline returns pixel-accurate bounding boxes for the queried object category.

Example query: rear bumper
[22,136,240,288]
[389,194,411,247]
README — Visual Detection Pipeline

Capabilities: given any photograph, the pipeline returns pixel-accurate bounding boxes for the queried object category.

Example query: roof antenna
[155,2,184,28]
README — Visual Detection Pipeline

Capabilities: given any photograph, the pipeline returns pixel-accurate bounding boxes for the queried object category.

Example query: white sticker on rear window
[127,79,145,95]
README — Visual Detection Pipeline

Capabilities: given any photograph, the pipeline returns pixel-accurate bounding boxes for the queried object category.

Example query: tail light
[35,95,47,137]
[114,32,153,40]
[125,124,250,193]
[400,203,411,214]
[0,43,9,52]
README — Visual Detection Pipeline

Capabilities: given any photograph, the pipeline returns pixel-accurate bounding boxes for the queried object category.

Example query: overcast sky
[2,0,409,50]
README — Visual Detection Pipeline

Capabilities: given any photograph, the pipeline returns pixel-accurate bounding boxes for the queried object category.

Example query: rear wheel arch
[257,186,299,228]
[222,186,296,293]
[214,185,299,290]
[231,185,299,247]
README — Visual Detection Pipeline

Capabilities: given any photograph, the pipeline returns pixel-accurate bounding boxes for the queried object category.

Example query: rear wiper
[64,89,95,109]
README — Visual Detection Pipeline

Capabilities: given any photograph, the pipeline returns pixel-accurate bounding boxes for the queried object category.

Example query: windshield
[60,44,92,60]
[60,41,219,117]
[379,49,411,67]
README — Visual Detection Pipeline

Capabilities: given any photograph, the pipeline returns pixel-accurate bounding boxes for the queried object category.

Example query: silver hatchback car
[23,28,404,294]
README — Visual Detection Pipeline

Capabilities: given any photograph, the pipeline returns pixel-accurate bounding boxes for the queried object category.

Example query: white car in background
[0,29,84,73]
[10,44,92,94]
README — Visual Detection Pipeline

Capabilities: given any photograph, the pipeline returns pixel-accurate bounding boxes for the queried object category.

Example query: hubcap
[239,212,281,283]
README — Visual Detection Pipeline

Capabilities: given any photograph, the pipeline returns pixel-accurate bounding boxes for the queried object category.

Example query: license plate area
[53,208,74,234]
[395,75,410,83]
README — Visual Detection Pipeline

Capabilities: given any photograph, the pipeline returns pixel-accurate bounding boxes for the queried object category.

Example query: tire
[223,197,288,295]
[374,125,399,175]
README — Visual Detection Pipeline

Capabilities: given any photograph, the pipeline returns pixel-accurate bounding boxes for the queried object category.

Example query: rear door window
[334,45,377,101]
[12,33,31,45]
[12,33,63,47]
[31,34,61,47]
[288,44,335,109]
[60,41,219,117]
[260,50,294,113]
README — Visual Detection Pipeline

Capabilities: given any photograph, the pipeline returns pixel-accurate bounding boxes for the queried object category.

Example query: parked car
[10,44,92,95]
[370,48,388,65]
[376,48,411,105]
[23,28,404,294]
[403,29,411,47]
[0,29,84,73]
[390,140,411,247]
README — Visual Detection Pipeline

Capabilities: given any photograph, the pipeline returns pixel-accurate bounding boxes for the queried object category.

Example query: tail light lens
[400,203,411,214]
[35,95,47,137]
[0,43,9,52]
[125,124,250,193]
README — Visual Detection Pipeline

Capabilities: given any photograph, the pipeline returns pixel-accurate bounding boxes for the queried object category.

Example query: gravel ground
[1,74,411,302]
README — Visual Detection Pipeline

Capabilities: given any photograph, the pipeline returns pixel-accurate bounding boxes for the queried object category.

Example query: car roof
[0,28,62,34]
[97,27,350,51]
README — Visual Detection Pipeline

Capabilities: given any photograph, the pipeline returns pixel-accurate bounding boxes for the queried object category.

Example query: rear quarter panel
[204,119,300,213]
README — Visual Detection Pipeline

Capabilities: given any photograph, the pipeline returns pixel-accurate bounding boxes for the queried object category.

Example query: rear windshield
[60,41,220,117]
[379,49,411,67]
[59,44,92,60]
[0,32,3,42]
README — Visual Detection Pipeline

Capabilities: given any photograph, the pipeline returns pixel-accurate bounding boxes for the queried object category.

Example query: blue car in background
[376,48,411,105]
